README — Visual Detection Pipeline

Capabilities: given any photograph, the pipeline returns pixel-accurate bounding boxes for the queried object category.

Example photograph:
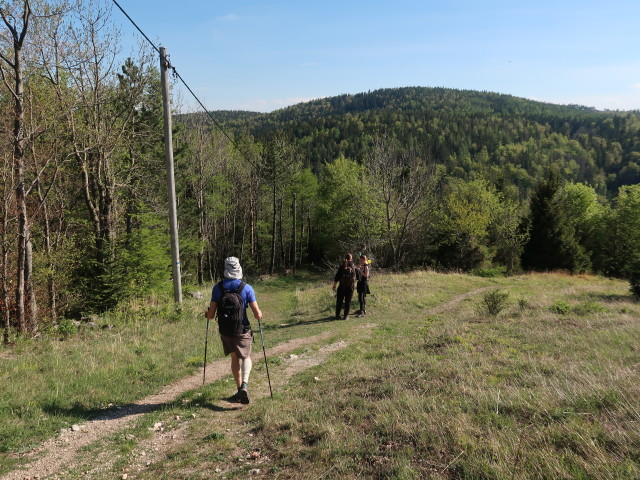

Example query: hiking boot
[355,313,364,318]
[335,315,341,320]
[343,314,348,320]
[229,390,242,403]
[353,310,362,315]
[238,382,250,404]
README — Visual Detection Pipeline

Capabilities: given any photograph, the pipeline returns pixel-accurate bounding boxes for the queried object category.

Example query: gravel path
[3,287,492,480]
[2,331,335,480]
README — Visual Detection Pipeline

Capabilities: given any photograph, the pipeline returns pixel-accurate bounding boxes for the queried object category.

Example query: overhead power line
[111,0,256,165]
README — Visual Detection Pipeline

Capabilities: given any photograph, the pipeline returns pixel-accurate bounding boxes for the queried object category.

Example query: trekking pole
[257,317,273,398]
[202,315,210,386]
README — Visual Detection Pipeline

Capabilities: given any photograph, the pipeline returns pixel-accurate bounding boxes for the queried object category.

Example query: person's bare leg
[230,352,241,388]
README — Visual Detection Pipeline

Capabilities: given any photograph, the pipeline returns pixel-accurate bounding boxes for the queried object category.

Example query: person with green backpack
[332,253,358,320]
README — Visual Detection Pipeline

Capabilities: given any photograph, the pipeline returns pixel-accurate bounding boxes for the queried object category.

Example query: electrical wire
[111,0,257,166]
[112,0,161,56]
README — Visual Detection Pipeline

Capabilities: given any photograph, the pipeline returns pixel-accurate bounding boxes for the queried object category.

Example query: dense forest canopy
[1,1,639,341]
[214,87,640,197]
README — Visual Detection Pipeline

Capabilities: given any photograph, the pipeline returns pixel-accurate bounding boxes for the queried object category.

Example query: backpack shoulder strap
[217,281,225,294]
[237,281,246,294]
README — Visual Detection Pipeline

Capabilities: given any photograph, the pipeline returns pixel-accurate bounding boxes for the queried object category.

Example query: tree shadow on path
[271,316,342,329]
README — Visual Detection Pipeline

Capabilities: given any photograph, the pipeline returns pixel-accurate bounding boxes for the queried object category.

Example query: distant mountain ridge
[212,86,614,126]
[203,87,640,194]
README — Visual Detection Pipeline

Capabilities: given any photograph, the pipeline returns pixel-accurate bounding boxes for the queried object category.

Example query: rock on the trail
[71,424,81,432]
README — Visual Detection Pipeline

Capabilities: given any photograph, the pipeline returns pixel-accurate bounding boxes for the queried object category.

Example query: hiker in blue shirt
[205,257,262,404]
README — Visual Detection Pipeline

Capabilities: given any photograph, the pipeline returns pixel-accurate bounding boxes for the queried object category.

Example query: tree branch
[0,63,18,101]
[17,0,32,47]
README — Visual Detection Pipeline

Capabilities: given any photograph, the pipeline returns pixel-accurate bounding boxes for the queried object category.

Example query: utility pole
[160,46,182,303]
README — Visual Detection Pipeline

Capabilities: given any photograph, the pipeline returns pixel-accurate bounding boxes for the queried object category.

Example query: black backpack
[217,281,247,336]
[338,262,357,289]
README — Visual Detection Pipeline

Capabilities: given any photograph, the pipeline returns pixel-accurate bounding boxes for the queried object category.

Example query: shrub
[57,318,78,338]
[473,265,507,278]
[517,298,530,311]
[478,290,509,317]
[573,301,608,316]
[550,300,572,315]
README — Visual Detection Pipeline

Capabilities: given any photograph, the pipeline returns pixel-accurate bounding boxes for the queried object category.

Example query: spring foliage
[1,2,639,336]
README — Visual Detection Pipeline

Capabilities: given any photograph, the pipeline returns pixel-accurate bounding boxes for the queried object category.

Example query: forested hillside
[217,87,640,197]
[1,1,639,341]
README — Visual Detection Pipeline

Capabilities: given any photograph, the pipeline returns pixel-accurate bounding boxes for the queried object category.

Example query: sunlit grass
[241,272,639,479]
[1,271,638,479]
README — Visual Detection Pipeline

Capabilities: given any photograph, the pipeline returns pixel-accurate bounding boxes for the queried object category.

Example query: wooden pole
[160,47,182,303]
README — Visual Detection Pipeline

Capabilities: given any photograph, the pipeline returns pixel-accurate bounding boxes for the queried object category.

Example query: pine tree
[521,170,591,272]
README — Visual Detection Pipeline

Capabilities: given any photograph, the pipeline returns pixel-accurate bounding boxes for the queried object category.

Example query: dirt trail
[115,322,378,479]
[3,286,492,480]
[429,286,495,314]
[3,331,336,480]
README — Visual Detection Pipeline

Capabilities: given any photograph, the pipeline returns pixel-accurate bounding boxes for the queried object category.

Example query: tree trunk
[299,197,304,264]
[279,196,285,270]
[292,193,297,273]
[36,183,56,323]
[197,206,205,286]
[24,236,37,332]
[3,6,34,333]
[269,182,276,274]
[1,214,9,344]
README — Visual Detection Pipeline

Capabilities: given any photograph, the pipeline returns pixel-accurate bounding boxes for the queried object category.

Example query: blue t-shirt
[210,279,256,325]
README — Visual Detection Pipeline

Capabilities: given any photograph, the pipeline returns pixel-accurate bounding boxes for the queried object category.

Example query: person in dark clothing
[332,253,357,320]
[355,255,370,317]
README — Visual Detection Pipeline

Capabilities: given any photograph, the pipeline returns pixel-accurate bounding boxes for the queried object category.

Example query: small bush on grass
[473,265,506,278]
[573,301,608,316]
[477,290,509,317]
[550,300,572,315]
[57,318,78,339]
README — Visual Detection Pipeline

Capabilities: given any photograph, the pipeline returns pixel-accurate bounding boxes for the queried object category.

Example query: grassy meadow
[0,271,638,479]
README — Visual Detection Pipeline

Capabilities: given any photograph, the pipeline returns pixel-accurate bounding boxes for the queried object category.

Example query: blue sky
[115,0,640,113]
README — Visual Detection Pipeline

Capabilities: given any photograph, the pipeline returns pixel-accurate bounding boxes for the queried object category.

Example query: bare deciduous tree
[0,0,36,332]
[366,134,438,269]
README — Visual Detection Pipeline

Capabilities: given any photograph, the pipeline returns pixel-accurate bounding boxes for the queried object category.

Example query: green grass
[246,273,639,479]
[0,301,205,456]
[1,271,639,479]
